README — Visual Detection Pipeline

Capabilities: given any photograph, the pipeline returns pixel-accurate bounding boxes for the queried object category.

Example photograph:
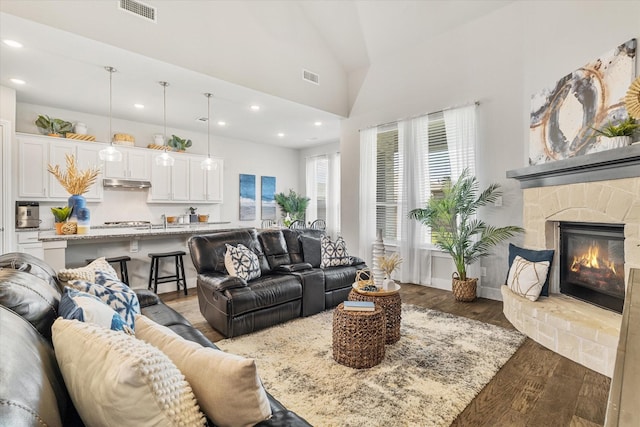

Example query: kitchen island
[39,222,240,293]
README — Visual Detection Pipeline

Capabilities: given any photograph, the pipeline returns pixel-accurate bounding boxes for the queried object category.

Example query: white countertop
[38,222,237,242]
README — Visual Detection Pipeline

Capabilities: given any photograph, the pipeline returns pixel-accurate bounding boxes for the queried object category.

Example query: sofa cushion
[52,318,206,427]
[67,278,140,330]
[323,265,360,292]
[300,235,322,268]
[0,306,69,427]
[0,269,60,341]
[225,244,262,281]
[59,287,131,333]
[507,244,555,296]
[189,229,267,273]
[320,235,350,268]
[506,255,550,302]
[0,252,62,293]
[258,230,292,269]
[230,275,303,316]
[135,315,272,427]
[57,257,119,283]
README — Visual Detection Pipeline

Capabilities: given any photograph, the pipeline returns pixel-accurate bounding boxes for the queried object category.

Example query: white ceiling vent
[119,0,157,22]
[302,69,320,85]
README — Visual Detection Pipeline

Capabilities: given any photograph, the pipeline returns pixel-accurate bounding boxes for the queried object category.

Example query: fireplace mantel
[507,144,640,189]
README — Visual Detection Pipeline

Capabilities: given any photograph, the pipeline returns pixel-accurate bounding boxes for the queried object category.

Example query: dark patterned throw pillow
[320,235,350,268]
[224,244,261,281]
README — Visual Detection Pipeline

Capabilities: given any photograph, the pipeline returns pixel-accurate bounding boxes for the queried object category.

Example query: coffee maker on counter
[15,201,40,229]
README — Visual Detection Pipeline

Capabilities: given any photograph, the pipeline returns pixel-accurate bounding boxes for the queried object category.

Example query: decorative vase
[76,206,91,235]
[383,277,395,291]
[452,272,477,302]
[68,194,86,217]
[55,222,64,235]
[372,229,385,288]
[608,136,632,149]
[74,122,88,135]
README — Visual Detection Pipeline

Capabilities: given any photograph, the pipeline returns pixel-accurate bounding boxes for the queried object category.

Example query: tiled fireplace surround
[503,145,640,377]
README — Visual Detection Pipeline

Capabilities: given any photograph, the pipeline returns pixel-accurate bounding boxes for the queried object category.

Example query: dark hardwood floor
[161,283,611,426]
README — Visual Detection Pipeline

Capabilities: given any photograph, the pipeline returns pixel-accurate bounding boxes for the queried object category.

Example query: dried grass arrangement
[378,253,403,278]
[48,154,100,195]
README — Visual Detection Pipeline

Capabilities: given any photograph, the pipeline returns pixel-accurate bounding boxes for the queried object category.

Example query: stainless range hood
[103,178,152,189]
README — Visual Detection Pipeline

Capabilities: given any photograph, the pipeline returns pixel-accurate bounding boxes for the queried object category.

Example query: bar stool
[86,256,131,285]
[147,251,187,295]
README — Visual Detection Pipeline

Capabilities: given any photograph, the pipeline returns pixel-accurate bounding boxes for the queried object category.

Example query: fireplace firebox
[559,222,625,313]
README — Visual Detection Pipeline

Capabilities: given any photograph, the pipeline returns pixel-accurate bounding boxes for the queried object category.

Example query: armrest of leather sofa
[274,263,313,273]
[198,272,247,291]
[350,256,366,266]
[135,289,161,308]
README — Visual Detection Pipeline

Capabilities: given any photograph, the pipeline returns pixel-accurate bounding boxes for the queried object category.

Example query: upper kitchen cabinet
[189,157,223,203]
[149,154,189,202]
[103,146,150,180]
[17,134,103,201]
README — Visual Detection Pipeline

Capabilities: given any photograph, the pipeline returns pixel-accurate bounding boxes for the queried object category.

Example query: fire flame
[570,241,617,275]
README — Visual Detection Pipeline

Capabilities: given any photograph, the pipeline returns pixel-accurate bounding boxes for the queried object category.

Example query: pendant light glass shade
[154,81,174,167]
[98,66,122,162]
[201,92,217,170]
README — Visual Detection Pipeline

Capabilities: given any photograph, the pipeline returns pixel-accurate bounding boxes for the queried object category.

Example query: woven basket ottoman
[348,289,402,344]
[332,303,386,369]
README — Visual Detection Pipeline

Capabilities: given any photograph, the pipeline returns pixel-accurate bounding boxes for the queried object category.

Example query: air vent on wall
[119,0,157,22]
[303,69,320,85]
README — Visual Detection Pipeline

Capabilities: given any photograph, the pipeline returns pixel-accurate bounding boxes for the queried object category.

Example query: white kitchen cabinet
[18,134,103,201]
[150,155,189,202]
[18,137,48,198]
[104,146,150,180]
[188,157,223,203]
[16,231,44,259]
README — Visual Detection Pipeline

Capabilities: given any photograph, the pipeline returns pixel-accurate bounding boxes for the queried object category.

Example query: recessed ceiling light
[10,78,25,85]
[250,105,260,111]
[277,132,285,137]
[196,117,208,123]
[314,121,322,126]
[306,137,319,142]
[217,121,226,126]
[134,103,144,109]
[3,39,23,48]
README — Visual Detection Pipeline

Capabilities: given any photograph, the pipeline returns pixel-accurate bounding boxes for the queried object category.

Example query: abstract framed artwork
[261,176,276,220]
[239,174,256,221]
[529,39,636,165]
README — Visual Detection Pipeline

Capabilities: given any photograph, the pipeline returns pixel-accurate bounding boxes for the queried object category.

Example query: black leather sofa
[0,252,310,427]
[188,228,366,338]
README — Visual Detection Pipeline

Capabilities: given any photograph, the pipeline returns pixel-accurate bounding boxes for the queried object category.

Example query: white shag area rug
[217,304,525,427]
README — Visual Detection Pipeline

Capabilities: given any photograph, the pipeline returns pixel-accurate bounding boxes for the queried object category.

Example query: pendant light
[98,66,123,162]
[200,92,217,170]
[155,81,175,167]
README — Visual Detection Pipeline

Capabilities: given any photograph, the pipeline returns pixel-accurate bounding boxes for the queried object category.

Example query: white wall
[15,102,300,229]
[340,0,640,299]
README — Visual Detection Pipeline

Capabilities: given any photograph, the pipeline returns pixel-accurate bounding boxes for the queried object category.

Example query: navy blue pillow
[507,244,555,296]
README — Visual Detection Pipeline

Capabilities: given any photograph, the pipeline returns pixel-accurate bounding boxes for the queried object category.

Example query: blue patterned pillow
[68,278,140,330]
[60,287,130,333]
[224,244,261,281]
[320,235,350,268]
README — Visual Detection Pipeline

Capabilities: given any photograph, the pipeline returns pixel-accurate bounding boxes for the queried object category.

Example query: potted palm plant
[274,189,310,226]
[409,169,523,302]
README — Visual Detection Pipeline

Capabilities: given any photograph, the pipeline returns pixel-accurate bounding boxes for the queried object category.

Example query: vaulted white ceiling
[0,1,513,148]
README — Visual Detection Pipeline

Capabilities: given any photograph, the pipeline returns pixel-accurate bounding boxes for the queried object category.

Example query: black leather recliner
[188,228,367,338]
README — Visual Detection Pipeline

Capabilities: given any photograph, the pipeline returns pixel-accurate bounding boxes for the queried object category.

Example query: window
[375,112,454,242]
[306,153,340,236]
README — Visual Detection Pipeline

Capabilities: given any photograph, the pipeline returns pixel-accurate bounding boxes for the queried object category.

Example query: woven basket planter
[452,273,477,302]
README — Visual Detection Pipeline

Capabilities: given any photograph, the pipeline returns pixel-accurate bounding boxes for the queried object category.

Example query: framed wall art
[261,176,276,220]
[529,39,636,165]
[239,174,256,221]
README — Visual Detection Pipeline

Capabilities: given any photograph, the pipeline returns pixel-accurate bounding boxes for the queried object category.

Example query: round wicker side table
[348,289,402,344]
[332,303,386,369]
